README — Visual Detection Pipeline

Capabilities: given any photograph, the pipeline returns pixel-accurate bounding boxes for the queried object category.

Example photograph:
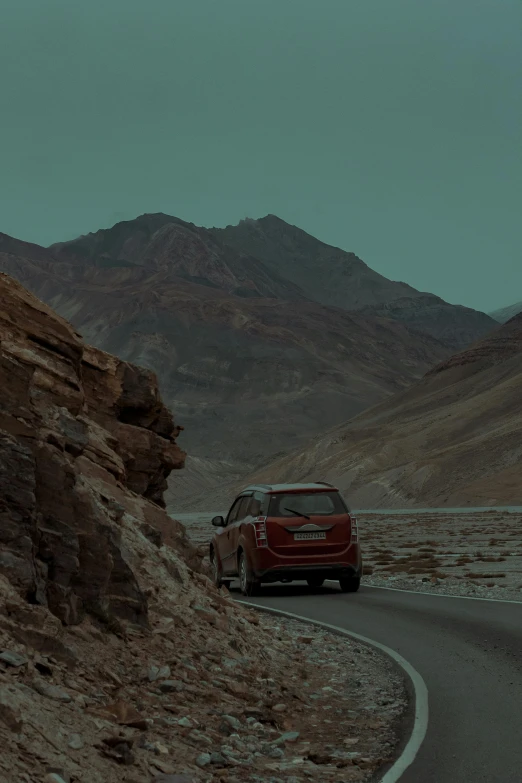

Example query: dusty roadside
[0,570,408,783]
[359,511,522,602]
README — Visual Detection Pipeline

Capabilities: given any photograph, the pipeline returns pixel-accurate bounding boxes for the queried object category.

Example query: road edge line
[361,584,522,604]
[241,601,429,783]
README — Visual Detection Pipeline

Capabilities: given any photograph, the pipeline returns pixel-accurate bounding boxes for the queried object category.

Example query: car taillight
[253,517,268,548]
[351,516,359,543]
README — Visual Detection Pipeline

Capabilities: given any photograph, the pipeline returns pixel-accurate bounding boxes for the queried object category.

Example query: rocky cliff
[240,314,522,509]
[0,271,189,628]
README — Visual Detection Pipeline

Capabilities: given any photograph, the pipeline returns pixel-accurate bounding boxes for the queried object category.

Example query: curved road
[238,583,522,782]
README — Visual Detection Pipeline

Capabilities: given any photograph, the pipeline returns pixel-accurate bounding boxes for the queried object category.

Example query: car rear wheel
[339,576,361,593]
[239,552,260,597]
[307,576,325,589]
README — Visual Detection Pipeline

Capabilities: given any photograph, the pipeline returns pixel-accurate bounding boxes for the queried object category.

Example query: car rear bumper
[249,542,362,582]
[254,562,362,582]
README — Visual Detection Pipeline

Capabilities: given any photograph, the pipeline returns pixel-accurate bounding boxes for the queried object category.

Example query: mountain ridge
[211,215,496,348]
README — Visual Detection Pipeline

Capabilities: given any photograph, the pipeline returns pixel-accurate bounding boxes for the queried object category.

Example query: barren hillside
[238,314,522,509]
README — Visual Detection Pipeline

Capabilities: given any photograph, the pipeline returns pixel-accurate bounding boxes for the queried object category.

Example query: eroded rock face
[81,346,185,505]
[0,272,187,627]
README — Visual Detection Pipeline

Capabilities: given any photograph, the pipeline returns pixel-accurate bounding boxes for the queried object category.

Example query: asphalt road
[236,583,522,783]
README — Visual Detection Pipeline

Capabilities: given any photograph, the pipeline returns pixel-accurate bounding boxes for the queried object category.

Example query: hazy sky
[1,0,520,312]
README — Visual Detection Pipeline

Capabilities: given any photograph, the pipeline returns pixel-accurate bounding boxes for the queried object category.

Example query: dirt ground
[359,511,522,600]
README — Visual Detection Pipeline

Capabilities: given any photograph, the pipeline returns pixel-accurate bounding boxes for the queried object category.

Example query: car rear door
[221,494,252,574]
[227,494,253,572]
[219,497,242,574]
[266,491,352,557]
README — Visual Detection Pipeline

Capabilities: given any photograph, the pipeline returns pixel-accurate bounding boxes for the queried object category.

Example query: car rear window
[268,491,347,517]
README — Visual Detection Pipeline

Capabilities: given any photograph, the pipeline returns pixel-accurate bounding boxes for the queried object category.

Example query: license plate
[294,532,326,540]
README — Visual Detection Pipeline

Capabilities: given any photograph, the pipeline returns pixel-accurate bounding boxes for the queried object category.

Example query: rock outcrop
[0,272,187,628]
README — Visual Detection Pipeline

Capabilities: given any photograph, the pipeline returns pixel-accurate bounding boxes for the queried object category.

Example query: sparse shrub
[465,572,506,579]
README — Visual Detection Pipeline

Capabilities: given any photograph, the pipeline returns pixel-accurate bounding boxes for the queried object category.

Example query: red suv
[210,482,362,596]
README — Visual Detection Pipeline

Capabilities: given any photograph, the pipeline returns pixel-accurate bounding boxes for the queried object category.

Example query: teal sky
[1,0,520,312]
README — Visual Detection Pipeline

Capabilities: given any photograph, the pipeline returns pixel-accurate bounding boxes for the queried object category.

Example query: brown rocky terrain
[212,215,496,348]
[0,220,451,507]
[234,313,522,510]
[0,272,409,783]
[358,510,522,599]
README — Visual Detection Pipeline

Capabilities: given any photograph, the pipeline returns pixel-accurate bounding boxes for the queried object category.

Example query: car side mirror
[212,516,225,527]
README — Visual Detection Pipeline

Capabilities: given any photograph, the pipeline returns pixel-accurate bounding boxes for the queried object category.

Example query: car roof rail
[246,483,272,491]
[315,481,335,488]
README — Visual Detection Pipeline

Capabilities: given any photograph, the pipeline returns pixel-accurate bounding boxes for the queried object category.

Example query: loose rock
[272,731,300,746]
[0,650,28,667]
[68,733,85,750]
[195,753,211,768]
[159,680,185,693]
[32,680,72,703]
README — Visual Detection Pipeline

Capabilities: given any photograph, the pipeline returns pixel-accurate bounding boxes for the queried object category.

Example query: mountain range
[0,213,497,506]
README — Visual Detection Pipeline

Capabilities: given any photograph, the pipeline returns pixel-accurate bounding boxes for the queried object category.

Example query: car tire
[339,576,361,593]
[239,552,260,597]
[210,549,224,589]
[307,576,325,589]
